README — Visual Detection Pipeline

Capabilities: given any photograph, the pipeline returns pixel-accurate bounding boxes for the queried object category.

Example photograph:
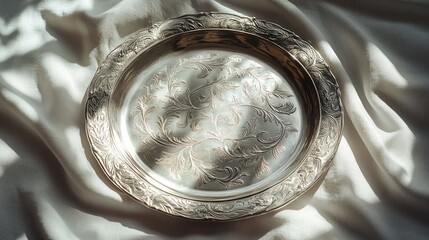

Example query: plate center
[121,49,304,198]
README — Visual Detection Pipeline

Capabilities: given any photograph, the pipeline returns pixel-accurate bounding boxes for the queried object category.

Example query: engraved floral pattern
[85,12,343,220]
[131,53,297,189]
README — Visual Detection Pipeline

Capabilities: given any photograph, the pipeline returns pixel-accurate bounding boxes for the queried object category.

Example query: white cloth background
[1,0,428,239]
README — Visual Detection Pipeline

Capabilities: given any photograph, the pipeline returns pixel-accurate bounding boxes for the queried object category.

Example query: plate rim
[85,12,343,220]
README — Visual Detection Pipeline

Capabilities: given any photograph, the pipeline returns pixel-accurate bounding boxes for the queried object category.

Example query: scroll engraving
[131,54,297,189]
[85,12,343,220]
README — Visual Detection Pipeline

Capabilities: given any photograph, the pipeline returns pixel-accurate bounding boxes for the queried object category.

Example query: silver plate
[85,13,343,220]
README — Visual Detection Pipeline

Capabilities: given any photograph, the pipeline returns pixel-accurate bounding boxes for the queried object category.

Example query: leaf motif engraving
[156,150,192,179]
[255,156,270,177]
[212,80,239,99]
[271,87,293,99]
[272,144,286,159]
[86,13,343,220]
[131,53,298,189]
[270,102,296,115]
[182,54,233,78]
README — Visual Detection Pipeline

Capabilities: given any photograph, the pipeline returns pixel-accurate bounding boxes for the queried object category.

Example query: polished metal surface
[85,12,343,220]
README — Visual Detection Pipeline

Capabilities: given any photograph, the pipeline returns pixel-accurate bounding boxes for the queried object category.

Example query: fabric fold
[1,0,428,239]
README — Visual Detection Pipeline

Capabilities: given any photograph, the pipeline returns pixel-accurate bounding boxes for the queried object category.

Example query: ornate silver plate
[85,13,342,220]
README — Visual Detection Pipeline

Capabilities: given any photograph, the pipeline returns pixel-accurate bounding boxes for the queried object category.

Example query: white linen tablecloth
[1,0,428,239]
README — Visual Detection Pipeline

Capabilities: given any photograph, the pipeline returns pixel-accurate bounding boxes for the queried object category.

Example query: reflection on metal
[132,53,298,190]
[85,12,343,220]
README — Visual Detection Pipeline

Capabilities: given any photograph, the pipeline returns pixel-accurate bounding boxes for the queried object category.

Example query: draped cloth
[1,0,428,239]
